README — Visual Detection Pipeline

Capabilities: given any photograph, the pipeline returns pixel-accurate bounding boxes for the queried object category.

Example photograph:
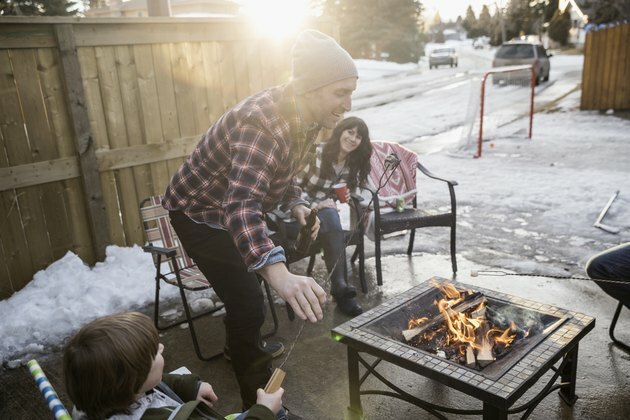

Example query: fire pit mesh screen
[333,278,595,399]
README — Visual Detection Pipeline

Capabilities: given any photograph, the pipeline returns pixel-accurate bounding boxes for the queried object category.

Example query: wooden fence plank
[95,45,143,246]
[591,31,606,109]
[580,32,593,110]
[132,44,171,195]
[0,52,34,291]
[56,25,108,260]
[201,42,224,127]
[246,41,263,94]
[187,42,211,134]
[616,25,630,109]
[233,40,250,102]
[602,28,614,109]
[0,232,11,297]
[114,45,154,202]
[607,26,621,110]
[77,45,125,247]
[0,51,49,281]
[13,48,73,262]
[151,43,183,178]
[217,41,238,113]
[0,23,56,48]
[0,157,79,191]
[170,42,198,137]
[0,191,31,296]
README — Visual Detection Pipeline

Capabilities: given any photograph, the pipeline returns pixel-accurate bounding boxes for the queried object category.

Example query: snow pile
[0,246,178,364]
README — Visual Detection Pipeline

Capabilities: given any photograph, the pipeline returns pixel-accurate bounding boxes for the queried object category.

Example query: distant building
[85,0,239,18]
[559,0,588,46]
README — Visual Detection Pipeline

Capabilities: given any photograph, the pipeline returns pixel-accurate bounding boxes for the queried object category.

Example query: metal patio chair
[352,141,458,287]
[609,301,630,352]
[140,195,278,361]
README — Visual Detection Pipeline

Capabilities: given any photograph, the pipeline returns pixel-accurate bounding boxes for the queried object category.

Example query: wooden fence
[0,17,338,298]
[581,23,630,110]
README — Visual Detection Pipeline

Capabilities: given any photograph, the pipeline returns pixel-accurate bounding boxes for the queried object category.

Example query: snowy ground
[1,46,629,365]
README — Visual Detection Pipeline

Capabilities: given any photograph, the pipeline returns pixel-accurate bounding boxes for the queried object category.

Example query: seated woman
[295,116,372,316]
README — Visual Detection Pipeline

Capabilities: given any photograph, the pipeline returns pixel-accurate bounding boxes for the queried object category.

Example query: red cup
[333,183,348,203]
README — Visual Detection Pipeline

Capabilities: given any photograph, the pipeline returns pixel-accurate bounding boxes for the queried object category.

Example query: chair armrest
[142,245,177,258]
[416,162,458,186]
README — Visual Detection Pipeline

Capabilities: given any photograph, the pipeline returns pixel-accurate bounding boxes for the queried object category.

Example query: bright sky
[234,1,502,37]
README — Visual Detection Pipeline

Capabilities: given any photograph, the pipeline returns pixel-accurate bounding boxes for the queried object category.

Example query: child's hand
[255,387,284,414]
[196,382,218,407]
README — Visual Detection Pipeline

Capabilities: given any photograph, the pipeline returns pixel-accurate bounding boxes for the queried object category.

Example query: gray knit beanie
[291,30,358,94]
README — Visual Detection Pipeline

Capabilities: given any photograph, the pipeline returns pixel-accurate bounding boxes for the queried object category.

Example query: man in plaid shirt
[163,30,358,414]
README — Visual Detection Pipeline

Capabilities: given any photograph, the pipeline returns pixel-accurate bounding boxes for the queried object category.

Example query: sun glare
[240,0,312,39]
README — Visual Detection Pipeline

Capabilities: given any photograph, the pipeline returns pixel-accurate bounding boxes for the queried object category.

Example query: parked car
[492,41,552,85]
[429,47,458,69]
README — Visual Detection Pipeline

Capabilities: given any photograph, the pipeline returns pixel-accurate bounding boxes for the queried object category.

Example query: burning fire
[404,282,526,369]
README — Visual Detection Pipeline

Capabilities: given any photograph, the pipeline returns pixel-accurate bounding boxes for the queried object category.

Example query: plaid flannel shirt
[295,145,350,207]
[163,85,320,270]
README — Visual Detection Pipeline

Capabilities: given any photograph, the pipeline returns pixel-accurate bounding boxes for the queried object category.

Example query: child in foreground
[63,312,283,419]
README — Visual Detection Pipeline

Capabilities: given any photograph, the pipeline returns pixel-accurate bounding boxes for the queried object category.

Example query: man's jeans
[169,211,272,409]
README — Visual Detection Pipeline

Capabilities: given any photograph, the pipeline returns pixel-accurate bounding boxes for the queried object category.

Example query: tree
[322,0,424,63]
[547,9,572,45]
[477,4,492,37]
[583,0,630,24]
[462,5,478,38]
[0,0,82,15]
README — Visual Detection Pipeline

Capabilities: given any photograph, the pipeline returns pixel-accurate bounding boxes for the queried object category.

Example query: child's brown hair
[63,312,159,418]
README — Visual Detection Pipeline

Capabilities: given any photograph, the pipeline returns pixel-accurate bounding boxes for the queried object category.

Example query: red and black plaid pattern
[162,86,319,270]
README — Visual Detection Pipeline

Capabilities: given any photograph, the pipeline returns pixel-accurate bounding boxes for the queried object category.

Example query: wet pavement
[2,247,629,419]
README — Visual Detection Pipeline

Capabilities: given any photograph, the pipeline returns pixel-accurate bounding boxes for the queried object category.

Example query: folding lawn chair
[140,195,279,361]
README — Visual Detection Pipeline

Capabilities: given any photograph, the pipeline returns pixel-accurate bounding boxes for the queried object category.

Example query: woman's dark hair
[63,312,159,419]
[321,116,372,190]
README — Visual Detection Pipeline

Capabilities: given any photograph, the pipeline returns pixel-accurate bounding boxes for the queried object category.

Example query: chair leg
[407,229,415,255]
[175,281,223,361]
[351,246,359,264]
[375,235,383,286]
[358,239,367,294]
[450,223,458,274]
[610,301,630,352]
[307,255,316,275]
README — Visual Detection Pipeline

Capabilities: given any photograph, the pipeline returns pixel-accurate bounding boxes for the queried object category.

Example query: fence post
[54,24,108,260]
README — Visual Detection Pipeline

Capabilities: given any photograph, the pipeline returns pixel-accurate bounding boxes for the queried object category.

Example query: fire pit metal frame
[332,278,595,419]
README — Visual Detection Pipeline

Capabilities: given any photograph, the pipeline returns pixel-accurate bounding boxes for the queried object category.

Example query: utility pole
[494,1,506,44]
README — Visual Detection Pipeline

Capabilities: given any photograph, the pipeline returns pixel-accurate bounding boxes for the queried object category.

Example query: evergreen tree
[583,0,630,24]
[0,0,81,15]
[477,4,492,37]
[547,8,572,45]
[462,5,478,38]
[322,0,424,63]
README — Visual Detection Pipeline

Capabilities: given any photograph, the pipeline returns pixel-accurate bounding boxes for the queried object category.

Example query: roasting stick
[471,270,629,284]
[264,367,286,393]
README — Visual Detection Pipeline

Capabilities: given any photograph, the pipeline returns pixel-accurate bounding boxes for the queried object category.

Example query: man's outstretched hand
[259,262,326,322]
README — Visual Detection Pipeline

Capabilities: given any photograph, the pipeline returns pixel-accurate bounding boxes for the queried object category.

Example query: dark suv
[492,41,551,85]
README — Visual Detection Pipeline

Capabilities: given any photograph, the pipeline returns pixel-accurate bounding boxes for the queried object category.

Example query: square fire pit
[331,277,595,419]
